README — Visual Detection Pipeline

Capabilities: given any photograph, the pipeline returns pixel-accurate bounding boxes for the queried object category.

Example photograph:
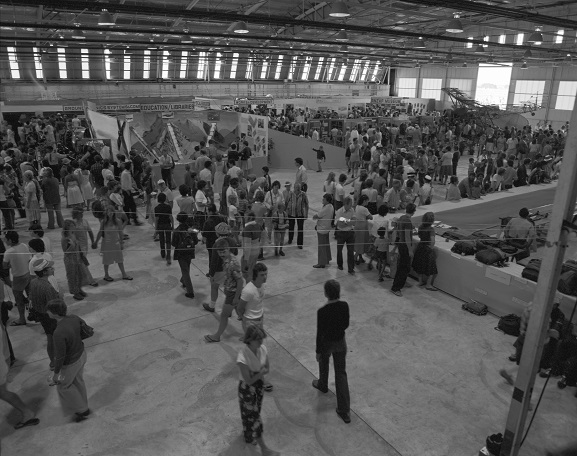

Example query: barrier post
[500,106,577,455]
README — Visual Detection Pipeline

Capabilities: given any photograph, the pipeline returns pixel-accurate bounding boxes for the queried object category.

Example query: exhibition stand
[430,235,576,317]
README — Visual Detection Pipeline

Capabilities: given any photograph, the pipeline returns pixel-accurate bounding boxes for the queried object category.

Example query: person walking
[312,194,334,269]
[334,197,356,274]
[3,231,31,326]
[158,150,175,189]
[46,299,90,423]
[154,193,174,265]
[41,167,64,229]
[93,205,133,282]
[294,157,308,192]
[312,279,351,424]
[237,262,273,392]
[391,203,416,297]
[171,212,199,299]
[23,170,42,226]
[236,325,280,455]
[61,220,90,301]
[0,324,39,429]
[204,237,244,343]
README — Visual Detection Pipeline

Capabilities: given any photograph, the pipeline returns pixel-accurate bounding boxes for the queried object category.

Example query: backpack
[557,270,577,296]
[362,147,372,162]
[475,247,507,266]
[177,229,199,256]
[496,314,521,336]
[486,433,503,456]
[462,300,488,316]
[451,240,477,256]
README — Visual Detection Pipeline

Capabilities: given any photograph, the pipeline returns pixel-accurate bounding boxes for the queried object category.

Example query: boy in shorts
[204,237,244,343]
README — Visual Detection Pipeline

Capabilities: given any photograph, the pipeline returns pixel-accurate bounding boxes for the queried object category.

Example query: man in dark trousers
[391,203,416,297]
[312,279,351,423]
[312,145,326,172]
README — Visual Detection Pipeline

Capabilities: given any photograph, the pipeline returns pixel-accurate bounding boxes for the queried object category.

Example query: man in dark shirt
[391,203,416,296]
[154,192,174,265]
[90,155,104,196]
[40,168,64,229]
[312,279,351,423]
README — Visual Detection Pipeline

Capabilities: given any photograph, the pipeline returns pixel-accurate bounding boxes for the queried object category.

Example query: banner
[64,101,211,113]
[234,97,274,105]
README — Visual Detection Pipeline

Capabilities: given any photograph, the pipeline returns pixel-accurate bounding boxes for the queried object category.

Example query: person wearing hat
[418,175,434,206]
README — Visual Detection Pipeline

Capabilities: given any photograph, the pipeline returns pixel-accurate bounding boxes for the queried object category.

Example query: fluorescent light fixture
[98,9,115,26]
[335,30,348,41]
[527,28,543,45]
[474,44,484,53]
[523,49,532,58]
[329,1,350,18]
[414,38,426,48]
[231,21,249,34]
[446,14,463,33]
[521,62,528,69]
[71,27,85,39]
[339,45,349,52]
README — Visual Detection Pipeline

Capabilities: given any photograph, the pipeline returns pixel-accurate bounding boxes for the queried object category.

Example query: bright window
[466,37,473,49]
[449,78,474,97]
[143,50,151,78]
[58,47,68,79]
[274,55,283,79]
[197,52,207,79]
[483,36,489,47]
[7,47,20,79]
[288,56,297,79]
[360,62,369,81]
[421,78,443,100]
[213,53,222,79]
[260,60,269,79]
[349,59,361,81]
[81,48,89,79]
[104,49,111,80]
[498,34,506,44]
[33,47,43,79]
[123,52,131,79]
[476,63,513,108]
[555,81,577,110]
[372,62,380,81]
[397,77,417,98]
[180,51,188,78]
[301,57,312,80]
[245,55,254,79]
[516,33,524,45]
[162,50,170,79]
[230,53,239,78]
[313,57,324,80]
[337,63,347,81]
[513,80,545,105]
[326,57,336,81]
[555,30,564,44]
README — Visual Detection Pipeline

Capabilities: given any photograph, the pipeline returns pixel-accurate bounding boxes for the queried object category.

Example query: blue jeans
[317,338,350,414]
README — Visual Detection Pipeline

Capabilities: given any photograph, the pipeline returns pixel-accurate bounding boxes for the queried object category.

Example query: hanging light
[71,26,85,39]
[335,29,349,41]
[474,44,484,53]
[527,27,543,45]
[462,62,468,67]
[521,62,528,69]
[181,29,193,43]
[339,45,349,52]
[565,54,572,62]
[329,1,350,18]
[98,9,115,26]
[414,37,426,49]
[487,55,494,63]
[231,21,249,34]
[523,49,532,58]
[446,14,463,33]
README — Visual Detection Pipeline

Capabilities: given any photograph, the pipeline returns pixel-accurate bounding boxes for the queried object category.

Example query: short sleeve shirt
[237,344,268,381]
[240,282,265,320]
[395,214,414,245]
[4,243,31,277]
[223,256,243,292]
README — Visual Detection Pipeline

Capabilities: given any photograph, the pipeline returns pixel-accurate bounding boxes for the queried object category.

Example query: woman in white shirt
[236,326,279,455]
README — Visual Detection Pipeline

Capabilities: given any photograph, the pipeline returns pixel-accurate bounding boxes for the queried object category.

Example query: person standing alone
[312,279,351,424]
[391,203,416,297]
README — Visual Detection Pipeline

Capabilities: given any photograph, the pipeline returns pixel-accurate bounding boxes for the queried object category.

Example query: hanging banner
[234,97,274,105]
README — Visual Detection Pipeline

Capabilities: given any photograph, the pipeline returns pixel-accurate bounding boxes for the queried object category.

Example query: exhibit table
[430,235,576,317]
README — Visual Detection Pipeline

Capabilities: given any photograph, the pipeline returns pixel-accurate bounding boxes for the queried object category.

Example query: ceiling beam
[244,1,268,16]
[171,0,201,29]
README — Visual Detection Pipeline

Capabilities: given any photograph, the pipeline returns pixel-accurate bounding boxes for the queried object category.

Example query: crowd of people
[0,111,574,454]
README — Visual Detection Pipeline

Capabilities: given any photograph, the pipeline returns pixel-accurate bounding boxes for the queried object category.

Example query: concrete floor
[2,156,576,456]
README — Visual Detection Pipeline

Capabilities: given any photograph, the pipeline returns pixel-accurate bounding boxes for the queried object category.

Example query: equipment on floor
[462,300,488,316]
[485,433,504,456]
[495,314,521,336]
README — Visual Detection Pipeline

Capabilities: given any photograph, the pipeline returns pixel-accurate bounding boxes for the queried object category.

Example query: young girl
[374,226,389,282]
[272,202,288,257]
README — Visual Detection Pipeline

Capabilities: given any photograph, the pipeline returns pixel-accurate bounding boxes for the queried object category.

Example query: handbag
[495,314,521,337]
[475,247,507,266]
[79,317,94,340]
